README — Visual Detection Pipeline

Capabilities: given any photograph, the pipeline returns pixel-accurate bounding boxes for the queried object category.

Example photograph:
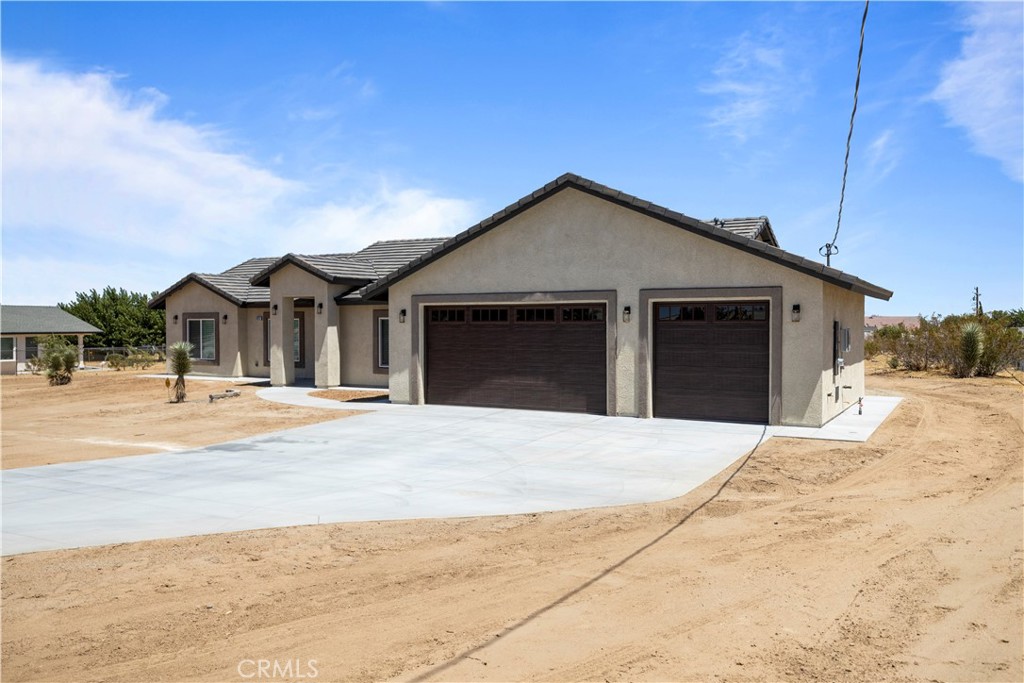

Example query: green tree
[59,287,165,348]
[989,308,1024,328]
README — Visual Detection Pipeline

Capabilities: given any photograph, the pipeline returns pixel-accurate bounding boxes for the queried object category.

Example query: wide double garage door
[653,301,770,424]
[425,304,606,415]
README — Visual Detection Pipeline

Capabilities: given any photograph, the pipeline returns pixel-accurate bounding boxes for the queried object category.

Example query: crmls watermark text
[237,658,319,679]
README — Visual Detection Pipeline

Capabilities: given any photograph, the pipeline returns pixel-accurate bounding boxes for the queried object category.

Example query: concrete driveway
[2,392,901,556]
[1,404,775,556]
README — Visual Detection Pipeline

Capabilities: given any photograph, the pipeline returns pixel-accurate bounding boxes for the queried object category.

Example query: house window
[186,318,217,361]
[378,317,389,368]
[25,336,39,360]
[373,309,389,374]
[293,313,305,368]
[0,337,14,361]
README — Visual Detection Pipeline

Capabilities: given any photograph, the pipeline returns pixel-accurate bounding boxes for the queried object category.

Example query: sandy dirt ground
[1,364,1021,682]
[0,370,365,469]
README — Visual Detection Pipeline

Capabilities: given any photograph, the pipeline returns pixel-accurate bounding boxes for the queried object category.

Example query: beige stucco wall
[388,187,851,426]
[820,283,866,423]
[339,305,388,388]
[163,282,245,376]
[243,308,271,378]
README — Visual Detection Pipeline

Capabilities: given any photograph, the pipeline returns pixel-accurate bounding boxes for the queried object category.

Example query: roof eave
[250,254,374,287]
[148,273,246,309]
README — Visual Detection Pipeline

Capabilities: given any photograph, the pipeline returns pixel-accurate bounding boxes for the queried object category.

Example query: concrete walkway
[1,395,901,556]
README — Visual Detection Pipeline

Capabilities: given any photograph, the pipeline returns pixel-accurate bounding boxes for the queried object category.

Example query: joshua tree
[168,341,193,403]
[956,321,984,378]
[38,335,79,386]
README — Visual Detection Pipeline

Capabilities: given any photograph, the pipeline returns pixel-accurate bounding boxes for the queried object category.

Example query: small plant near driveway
[169,341,193,403]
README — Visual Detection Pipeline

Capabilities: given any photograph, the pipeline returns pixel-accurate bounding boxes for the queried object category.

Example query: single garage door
[653,301,769,423]
[425,304,606,414]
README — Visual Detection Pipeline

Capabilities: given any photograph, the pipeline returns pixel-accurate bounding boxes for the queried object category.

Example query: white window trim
[0,337,14,362]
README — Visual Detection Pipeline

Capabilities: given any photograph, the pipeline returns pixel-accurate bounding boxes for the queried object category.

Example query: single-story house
[150,173,892,427]
[0,305,102,374]
[864,315,922,337]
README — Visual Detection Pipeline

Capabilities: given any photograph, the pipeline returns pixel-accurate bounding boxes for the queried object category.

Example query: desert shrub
[37,335,79,386]
[976,322,1024,377]
[106,352,128,370]
[125,347,159,369]
[876,314,1024,378]
[881,318,942,371]
[954,321,984,378]
[864,335,882,359]
[169,341,193,403]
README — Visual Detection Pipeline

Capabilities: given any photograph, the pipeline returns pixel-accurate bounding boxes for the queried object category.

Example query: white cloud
[2,58,298,256]
[281,183,479,255]
[1,57,476,305]
[931,3,1024,183]
[864,128,901,182]
[701,31,807,143]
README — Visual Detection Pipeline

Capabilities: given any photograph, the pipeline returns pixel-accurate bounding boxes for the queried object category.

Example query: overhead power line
[821,0,869,268]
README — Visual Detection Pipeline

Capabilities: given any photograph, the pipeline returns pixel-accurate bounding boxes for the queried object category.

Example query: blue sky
[2,1,1022,316]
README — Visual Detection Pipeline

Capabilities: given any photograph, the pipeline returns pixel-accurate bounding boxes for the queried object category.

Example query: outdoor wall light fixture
[272,304,279,316]
[791,304,801,322]
[172,314,179,324]
[222,314,229,324]
[399,309,407,323]
[622,305,631,323]
[316,302,324,315]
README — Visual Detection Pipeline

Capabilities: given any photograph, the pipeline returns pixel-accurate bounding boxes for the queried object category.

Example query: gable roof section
[250,238,448,288]
[359,173,892,301]
[1,305,102,335]
[709,216,779,247]
[149,257,278,309]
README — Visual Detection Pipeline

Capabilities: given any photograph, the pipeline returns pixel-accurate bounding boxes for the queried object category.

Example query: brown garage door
[425,304,606,414]
[653,301,769,423]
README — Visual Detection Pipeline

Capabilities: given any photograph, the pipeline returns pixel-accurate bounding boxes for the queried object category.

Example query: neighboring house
[0,305,102,375]
[864,315,922,337]
[151,173,892,427]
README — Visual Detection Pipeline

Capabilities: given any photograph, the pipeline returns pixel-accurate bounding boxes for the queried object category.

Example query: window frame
[0,337,14,362]
[373,309,389,374]
[182,313,219,363]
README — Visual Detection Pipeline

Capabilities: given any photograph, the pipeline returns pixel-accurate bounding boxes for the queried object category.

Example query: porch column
[270,297,295,386]
[77,334,86,369]
[314,297,341,388]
